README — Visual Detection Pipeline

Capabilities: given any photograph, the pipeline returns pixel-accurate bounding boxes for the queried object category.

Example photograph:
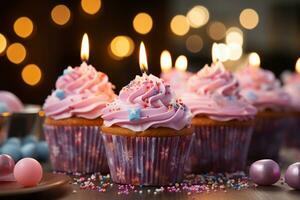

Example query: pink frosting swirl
[43,62,116,120]
[235,66,291,111]
[282,71,300,111]
[160,69,193,96]
[181,62,257,121]
[0,91,24,113]
[101,73,192,132]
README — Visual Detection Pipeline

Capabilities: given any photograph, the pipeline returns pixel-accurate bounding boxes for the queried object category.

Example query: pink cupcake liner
[44,125,109,174]
[102,133,193,186]
[248,117,287,162]
[188,125,253,173]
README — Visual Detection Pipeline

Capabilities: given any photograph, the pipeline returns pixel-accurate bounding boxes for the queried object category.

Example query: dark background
[0,0,299,105]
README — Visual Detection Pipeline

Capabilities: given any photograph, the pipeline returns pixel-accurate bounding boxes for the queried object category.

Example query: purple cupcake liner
[44,125,109,174]
[188,125,253,173]
[102,133,193,186]
[284,115,300,148]
[248,116,287,162]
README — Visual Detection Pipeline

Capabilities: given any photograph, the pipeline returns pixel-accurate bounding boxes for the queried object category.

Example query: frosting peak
[235,66,291,111]
[181,62,257,121]
[43,62,116,120]
[101,73,192,132]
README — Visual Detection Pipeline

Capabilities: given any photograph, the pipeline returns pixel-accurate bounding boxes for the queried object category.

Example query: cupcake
[181,62,257,173]
[0,91,23,143]
[235,66,291,161]
[43,62,116,174]
[160,53,193,97]
[101,73,193,186]
[281,71,300,147]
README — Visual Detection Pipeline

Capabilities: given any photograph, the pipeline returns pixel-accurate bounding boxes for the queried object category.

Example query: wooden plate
[0,173,70,196]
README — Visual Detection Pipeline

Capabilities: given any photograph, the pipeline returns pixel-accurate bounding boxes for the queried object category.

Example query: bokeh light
[110,36,134,59]
[207,21,226,40]
[175,55,188,71]
[186,5,209,28]
[248,52,260,67]
[51,4,71,25]
[239,8,259,30]
[212,43,230,62]
[185,35,203,53]
[81,0,101,15]
[0,33,7,54]
[170,15,190,36]
[226,27,243,46]
[228,43,242,61]
[6,43,26,64]
[133,13,153,34]
[296,58,300,73]
[13,17,34,38]
[22,64,42,86]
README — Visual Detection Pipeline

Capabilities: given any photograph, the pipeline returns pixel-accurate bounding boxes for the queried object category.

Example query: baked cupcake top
[235,66,291,111]
[281,71,300,111]
[0,91,24,113]
[101,73,192,132]
[43,62,116,120]
[181,62,257,121]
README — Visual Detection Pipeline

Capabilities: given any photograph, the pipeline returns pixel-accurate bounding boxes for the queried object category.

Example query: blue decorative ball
[55,89,65,100]
[6,137,21,148]
[0,102,8,113]
[21,143,37,158]
[1,144,22,161]
[22,135,38,145]
[35,141,49,162]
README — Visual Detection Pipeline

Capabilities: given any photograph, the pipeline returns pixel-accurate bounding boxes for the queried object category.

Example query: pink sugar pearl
[0,154,15,176]
[14,158,43,187]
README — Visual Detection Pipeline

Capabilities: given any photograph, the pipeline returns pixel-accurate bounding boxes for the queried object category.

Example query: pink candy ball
[0,154,15,176]
[13,158,43,187]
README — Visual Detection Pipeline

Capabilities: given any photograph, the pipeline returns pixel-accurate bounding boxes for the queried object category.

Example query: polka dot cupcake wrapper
[102,133,193,186]
[187,124,253,173]
[248,116,287,162]
[44,125,109,174]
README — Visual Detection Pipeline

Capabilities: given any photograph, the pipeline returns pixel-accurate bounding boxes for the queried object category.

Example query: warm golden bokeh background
[0,0,299,104]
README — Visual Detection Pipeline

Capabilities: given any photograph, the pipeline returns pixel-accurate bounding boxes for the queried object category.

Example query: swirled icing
[181,62,257,121]
[235,66,291,111]
[101,73,192,132]
[43,62,116,120]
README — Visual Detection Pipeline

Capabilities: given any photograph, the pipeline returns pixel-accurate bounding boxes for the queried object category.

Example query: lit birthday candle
[160,50,192,96]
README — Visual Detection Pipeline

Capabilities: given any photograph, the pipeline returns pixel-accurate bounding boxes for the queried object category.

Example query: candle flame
[139,42,148,73]
[212,43,219,63]
[175,55,188,72]
[296,58,300,74]
[81,33,89,62]
[160,50,172,72]
[248,52,260,68]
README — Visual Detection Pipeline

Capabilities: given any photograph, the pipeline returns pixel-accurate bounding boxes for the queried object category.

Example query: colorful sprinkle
[70,172,254,196]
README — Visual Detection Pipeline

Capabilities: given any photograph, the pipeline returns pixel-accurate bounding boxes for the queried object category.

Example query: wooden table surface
[5,148,300,200]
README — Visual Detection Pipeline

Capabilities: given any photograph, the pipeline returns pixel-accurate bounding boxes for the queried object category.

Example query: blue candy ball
[35,141,49,162]
[0,102,8,113]
[1,144,22,161]
[6,137,21,148]
[22,135,38,145]
[21,143,37,158]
